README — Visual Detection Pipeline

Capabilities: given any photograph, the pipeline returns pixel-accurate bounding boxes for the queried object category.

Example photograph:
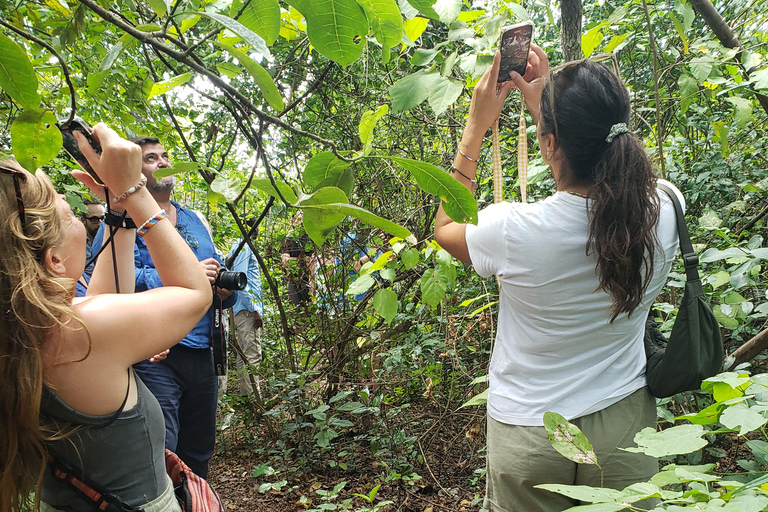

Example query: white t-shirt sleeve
[464,202,513,278]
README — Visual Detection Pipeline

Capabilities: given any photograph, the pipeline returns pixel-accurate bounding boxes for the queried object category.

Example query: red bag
[165,449,224,512]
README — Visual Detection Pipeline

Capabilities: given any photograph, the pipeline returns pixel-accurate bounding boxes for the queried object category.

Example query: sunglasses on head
[547,53,621,140]
[0,166,27,235]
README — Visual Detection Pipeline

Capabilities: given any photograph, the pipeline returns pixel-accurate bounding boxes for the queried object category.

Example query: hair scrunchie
[605,123,629,143]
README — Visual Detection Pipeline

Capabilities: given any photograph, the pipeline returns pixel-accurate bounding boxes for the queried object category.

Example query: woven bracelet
[458,148,480,164]
[113,175,148,203]
[137,209,167,237]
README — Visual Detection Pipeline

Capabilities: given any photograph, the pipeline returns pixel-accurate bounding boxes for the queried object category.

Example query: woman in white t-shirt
[435,45,680,511]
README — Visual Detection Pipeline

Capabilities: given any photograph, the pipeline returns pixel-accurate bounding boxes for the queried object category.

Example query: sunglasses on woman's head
[548,53,621,140]
[0,166,27,235]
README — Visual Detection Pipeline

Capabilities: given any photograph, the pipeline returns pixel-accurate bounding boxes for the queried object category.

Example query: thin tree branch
[641,0,666,178]
[78,0,349,157]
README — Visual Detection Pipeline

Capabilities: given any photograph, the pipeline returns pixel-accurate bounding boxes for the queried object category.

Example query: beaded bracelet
[458,148,480,164]
[113,175,148,203]
[137,209,167,237]
[450,164,477,192]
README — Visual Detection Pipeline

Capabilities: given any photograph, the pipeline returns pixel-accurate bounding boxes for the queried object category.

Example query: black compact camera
[214,269,247,291]
[58,117,104,184]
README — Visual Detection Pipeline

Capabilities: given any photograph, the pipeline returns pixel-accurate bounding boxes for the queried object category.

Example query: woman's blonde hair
[0,158,81,512]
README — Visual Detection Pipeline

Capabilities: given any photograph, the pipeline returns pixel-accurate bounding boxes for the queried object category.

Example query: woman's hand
[509,43,550,124]
[72,123,143,205]
[466,52,517,135]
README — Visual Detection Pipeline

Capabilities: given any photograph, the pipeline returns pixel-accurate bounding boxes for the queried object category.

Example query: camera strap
[211,293,227,376]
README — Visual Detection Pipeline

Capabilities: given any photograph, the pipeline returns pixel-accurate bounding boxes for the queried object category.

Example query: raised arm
[72,124,211,365]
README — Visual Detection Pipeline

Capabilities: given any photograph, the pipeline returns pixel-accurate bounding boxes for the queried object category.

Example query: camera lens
[215,270,247,291]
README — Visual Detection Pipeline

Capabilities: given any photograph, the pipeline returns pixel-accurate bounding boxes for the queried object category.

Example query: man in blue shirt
[92,136,235,478]
[226,217,264,396]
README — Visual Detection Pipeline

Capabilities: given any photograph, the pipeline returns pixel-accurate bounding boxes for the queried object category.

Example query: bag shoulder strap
[657,183,700,284]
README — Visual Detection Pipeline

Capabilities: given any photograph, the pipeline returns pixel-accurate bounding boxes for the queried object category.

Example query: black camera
[214,269,247,290]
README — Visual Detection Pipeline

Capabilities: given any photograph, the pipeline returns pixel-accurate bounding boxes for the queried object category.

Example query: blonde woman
[1,124,211,512]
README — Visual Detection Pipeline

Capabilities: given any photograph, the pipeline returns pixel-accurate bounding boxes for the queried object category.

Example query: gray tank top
[40,372,167,510]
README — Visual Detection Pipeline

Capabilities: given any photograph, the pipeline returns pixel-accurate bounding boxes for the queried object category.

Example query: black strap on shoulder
[657,183,700,284]
[100,368,131,429]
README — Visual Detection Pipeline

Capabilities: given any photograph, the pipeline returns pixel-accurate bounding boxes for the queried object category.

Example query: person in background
[226,217,264,396]
[79,197,104,278]
[434,46,682,511]
[91,136,236,478]
[280,210,314,306]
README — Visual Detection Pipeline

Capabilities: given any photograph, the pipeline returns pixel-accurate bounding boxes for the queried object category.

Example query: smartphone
[58,117,103,184]
[498,21,534,83]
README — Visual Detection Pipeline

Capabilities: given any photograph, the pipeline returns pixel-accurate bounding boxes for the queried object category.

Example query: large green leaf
[347,274,376,296]
[581,24,604,59]
[210,175,241,202]
[420,267,448,307]
[720,404,768,436]
[406,0,439,19]
[389,70,440,111]
[192,11,271,58]
[306,0,368,67]
[388,157,478,224]
[357,0,403,64]
[300,202,413,241]
[727,97,753,129]
[153,161,218,178]
[11,109,62,173]
[753,68,768,91]
[532,485,621,506]
[249,178,299,204]
[433,0,461,24]
[359,105,388,156]
[0,33,40,110]
[427,75,464,116]
[97,40,126,73]
[459,388,487,408]
[147,72,193,99]
[298,187,349,245]
[219,44,284,111]
[302,152,353,196]
[624,425,708,458]
[543,412,599,465]
[678,73,698,113]
[147,0,171,16]
[234,0,281,46]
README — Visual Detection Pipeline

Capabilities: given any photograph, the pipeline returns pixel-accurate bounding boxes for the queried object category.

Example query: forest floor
[207,400,487,512]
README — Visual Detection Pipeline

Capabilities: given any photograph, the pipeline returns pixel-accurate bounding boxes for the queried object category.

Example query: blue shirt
[226,240,263,316]
[92,201,235,349]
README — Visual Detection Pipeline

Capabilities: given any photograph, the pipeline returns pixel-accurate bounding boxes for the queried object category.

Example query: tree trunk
[727,327,768,371]
[560,0,582,62]
[688,0,768,115]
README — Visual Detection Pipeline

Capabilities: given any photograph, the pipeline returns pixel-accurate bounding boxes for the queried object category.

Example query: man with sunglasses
[79,198,105,278]
[91,136,235,479]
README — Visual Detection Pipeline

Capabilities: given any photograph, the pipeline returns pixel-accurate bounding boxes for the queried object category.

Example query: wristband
[137,209,167,237]
[104,209,136,229]
[450,164,477,192]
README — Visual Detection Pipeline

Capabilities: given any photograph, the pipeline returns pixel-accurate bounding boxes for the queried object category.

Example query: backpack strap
[657,183,700,284]
[47,455,142,512]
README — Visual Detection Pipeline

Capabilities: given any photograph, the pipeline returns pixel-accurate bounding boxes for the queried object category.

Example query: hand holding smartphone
[498,21,534,83]
[58,117,104,184]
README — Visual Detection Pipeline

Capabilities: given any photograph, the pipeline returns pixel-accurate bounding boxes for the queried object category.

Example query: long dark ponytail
[539,60,659,321]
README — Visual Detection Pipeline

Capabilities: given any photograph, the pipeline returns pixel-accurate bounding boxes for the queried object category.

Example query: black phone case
[58,118,104,184]
[498,24,533,83]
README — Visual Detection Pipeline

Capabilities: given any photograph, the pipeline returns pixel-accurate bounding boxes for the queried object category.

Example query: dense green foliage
[2,0,768,508]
